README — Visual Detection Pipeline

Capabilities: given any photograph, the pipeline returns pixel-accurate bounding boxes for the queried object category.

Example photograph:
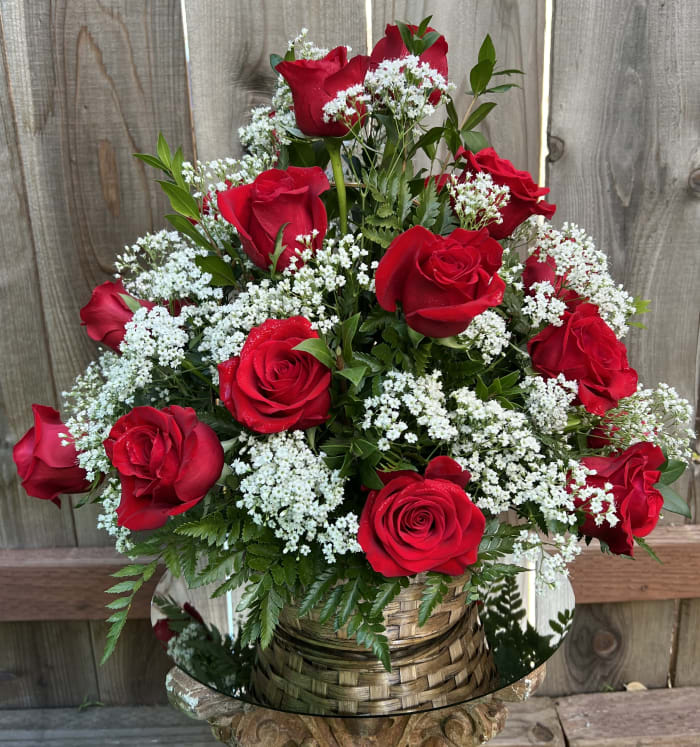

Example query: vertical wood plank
[0,0,193,706]
[183,0,369,162]
[372,0,546,176]
[544,0,700,693]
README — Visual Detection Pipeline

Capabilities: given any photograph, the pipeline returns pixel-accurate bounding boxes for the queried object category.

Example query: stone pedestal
[166,663,546,746]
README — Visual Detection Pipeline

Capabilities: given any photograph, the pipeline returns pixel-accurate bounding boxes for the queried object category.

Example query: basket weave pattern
[252,574,498,715]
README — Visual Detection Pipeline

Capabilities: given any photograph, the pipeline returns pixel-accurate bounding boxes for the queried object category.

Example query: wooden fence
[0,0,697,707]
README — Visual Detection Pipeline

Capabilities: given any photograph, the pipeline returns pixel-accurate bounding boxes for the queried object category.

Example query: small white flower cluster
[512,530,582,592]
[598,383,694,461]
[63,306,190,480]
[115,230,223,303]
[365,55,451,123]
[521,281,568,327]
[167,621,204,671]
[450,387,582,526]
[528,222,636,336]
[182,155,270,207]
[322,83,371,124]
[457,309,511,363]
[522,374,579,434]
[285,27,330,61]
[447,173,510,231]
[197,234,369,376]
[239,105,295,158]
[230,431,360,562]
[362,370,458,451]
[96,477,133,554]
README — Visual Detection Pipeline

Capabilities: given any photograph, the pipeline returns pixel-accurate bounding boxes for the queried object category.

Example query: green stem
[327,139,348,235]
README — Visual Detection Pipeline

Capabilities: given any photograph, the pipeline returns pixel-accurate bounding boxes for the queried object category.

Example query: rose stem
[326,139,348,235]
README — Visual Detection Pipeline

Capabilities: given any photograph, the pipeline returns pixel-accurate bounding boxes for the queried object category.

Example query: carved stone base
[166,663,546,746]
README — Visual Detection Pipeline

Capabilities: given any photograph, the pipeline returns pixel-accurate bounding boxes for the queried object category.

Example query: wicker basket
[252,573,497,715]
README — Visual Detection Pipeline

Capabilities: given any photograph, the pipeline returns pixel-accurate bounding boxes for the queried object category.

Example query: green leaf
[396,21,414,53]
[105,580,139,594]
[299,568,337,617]
[293,337,335,369]
[158,180,199,220]
[461,130,489,153]
[260,584,283,649]
[659,458,687,485]
[336,578,360,628]
[462,102,497,131]
[157,133,172,167]
[370,579,403,619]
[412,179,440,229]
[111,564,146,578]
[269,222,290,274]
[318,585,344,624]
[133,152,169,174]
[634,536,662,564]
[269,53,283,72]
[484,83,519,94]
[418,573,449,626]
[336,365,367,388]
[417,15,433,37]
[105,596,132,610]
[655,482,691,518]
[478,34,496,63]
[118,293,142,314]
[165,213,214,251]
[359,461,384,490]
[469,59,495,96]
[194,255,238,287]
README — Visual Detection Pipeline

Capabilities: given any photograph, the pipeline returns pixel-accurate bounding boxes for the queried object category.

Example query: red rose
[12,405,91,506]
[104,405,224,530]
[370,24,448,105]
[528,303,638,415]
[80,279,154,352]
[463,148,556,239]
[218,167,329,271]
[522,251,582,308]
[276,47,370,137]
[375,225,505,338]
[358,456,485,576]
[577,442,665,556]
[218,317,331,434]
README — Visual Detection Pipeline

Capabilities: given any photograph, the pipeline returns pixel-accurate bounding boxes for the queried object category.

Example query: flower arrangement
[13,19,693,673]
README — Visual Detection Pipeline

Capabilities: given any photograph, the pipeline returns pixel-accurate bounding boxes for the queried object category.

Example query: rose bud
[528,302,638,415]
[462,147,556,239]
[217,166,329,271]
[276,47,370,137]
[375,225,505,338]
[80,279,154,352]
[104,405,224,530]
[576,442,665,556]
[218,316,331,434]
[12,404,91,506]
[370,23,448,104]
[358,456,485,576]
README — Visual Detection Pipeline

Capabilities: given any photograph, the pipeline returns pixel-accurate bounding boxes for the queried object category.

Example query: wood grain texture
[372,0,545,176]
[538,600,676,696]
[569,525,700,604]
[490,697,565,746]
[0,0,194,706]
[0,705,218,745]
[555,686,700,747]
[0,621,98,708]
[0,548,159,621]
[183,0,368,162]
[546,0,700,694]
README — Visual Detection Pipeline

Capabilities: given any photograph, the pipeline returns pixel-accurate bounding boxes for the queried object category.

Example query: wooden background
[0,0,697,707]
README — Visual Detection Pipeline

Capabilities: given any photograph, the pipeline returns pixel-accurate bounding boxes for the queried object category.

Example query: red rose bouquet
[13,20,693,670]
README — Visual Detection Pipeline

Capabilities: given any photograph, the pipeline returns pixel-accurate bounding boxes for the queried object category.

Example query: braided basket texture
[252,573,498,715]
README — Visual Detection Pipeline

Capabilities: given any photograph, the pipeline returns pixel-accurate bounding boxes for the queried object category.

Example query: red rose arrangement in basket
[12,19,693,669]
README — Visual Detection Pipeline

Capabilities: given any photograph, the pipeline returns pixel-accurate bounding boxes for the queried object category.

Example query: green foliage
[418,573,449,626]
[655,482,691,518]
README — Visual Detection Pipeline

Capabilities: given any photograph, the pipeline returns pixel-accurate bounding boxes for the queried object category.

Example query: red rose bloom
[370,24,448,105]
[104,405,224,531]
[463,148,556,239]
[528,303,638,415]
[80,279,154,352]
[276,47,370,137]
[218,317,332,434]
[12,404,91,506]
[217,167,329,271]
[576,442,665,556]
[358,456,485,576]
[375,225,505,338]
